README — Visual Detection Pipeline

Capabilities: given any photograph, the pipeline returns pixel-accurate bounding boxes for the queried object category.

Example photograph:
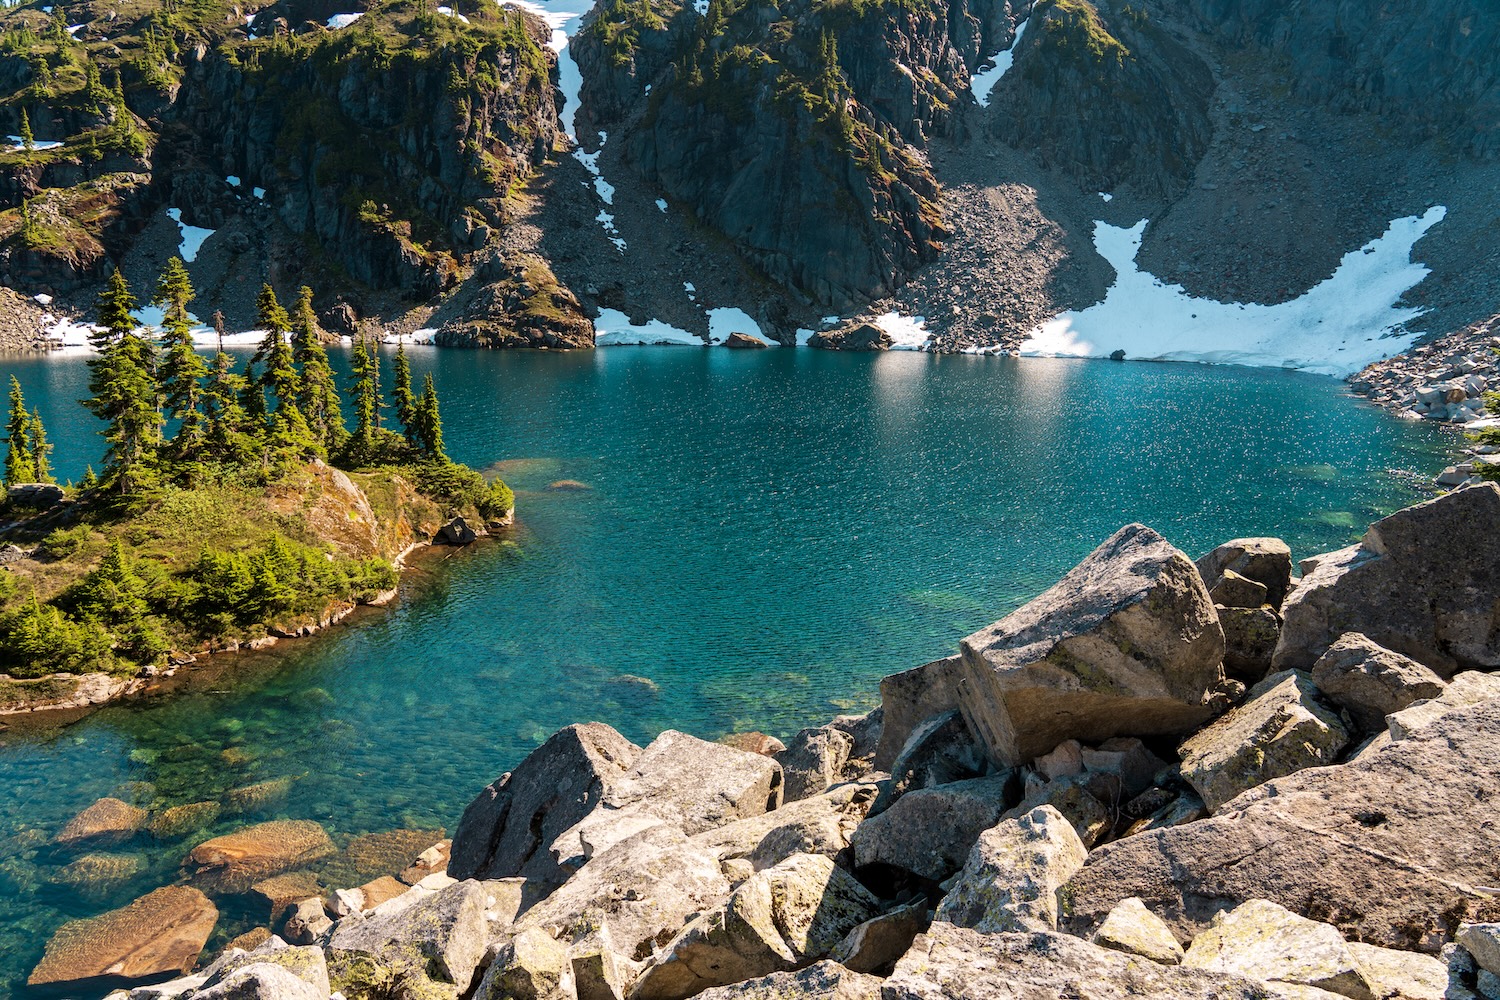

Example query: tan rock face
[1093,897,1185,964]
[28,885,219,987]
[148,801,222,840]
[55,798,149,848]
[631,854,881,1000]
[1181,899,1375,1000]
[1178,671,1349,813]
[1274,484,1500,675]
[1063,698,1500,952]
[184,820,336,894]
[936,805,1089,934]
[958,524,1225,768]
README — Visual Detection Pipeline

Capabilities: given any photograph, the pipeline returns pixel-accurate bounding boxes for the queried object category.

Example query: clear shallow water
[0,348,1451,996]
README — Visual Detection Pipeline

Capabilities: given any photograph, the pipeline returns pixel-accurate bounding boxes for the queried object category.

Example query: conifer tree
[79,465,99,491]
[202,352,258,467]
[415,373,446,462]
[85,269,161,493]
[253,285,317,460]
[153,256,209,461]
[28,408,53,484]
[349,334,382,458]
[4,376,36,486]
[290,286,346,453]
[19,107,34,154]
[392,341,418,446]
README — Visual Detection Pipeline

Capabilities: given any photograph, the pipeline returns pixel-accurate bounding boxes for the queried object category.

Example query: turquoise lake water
[0,347,1453,996]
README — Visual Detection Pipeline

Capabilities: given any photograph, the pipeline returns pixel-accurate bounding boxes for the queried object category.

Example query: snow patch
[593,309,704,346]
[655,198,668,212]
[1019,206,1447,377]
[6,135,63,151]
[226,175,241,187]
[326,12,363,28]
[707,307,766,345]
[165,208,215,263]
[33,293,52,306]
[873,311,932,350]
[1099,192,1113,203]
[970,17,1027,107]
[436,6,471,21]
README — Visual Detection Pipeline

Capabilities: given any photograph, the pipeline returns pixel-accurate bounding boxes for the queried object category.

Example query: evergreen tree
[153,256,209,462]
[253,285,317,461]
[348,334,382,457]
[202,352,259,467]
[415,373,447,462]
[391,341,418,446]
[28,408,53,484]
[19,107,34,154]
[290,286,346,453]
[79,464,99,491]
[4,376,36,485]
[85,270,161,493]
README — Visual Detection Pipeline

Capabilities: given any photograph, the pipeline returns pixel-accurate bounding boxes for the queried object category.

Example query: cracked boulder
[1181,899,1375,999]
[1197,537,1293,609]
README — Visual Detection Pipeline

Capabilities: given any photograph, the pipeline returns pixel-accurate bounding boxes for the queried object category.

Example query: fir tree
[202,352,258,467]
[19,107,34,154]
[85,270,161,493]
[290,286,346,453]
[415,373,447,462]
[253,285,317,460]
[153,256,209,462]
[28,407,53,484]
[349,334,382,457]
[79,464,99,491]
[4,376,36,486]
[391,341,418,446]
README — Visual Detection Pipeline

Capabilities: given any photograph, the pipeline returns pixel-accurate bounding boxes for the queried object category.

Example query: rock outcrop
[957,523,1225,767]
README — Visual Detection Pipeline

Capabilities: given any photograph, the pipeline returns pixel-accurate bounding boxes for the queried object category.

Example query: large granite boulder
[515,824,731,963]
[1274,483,1500,675]
[826,903,928,976]
[28,886,219,987]
[1181,898,1375,999]
[55,797,149,848]
[958,524,1225,768]
[775,726,853,803]
[850,775,1013,881]
[1386,671,1500,740]
[1457,924,1500,975]
[689,781,879,871]
[473,926,570,1000]
[183,821,336,895]
[874,710,987,813]
[326,878,501,998]
[934,805,1088,934]
[630,854,880,1000]
[449,723,641,894]
[1219,606,1283,682]
[692,961,881,1000]
[189,938,331,999]
[1178,671,1349,813]
[1310,633,1447,733]
[875,656,963,770]
[1062,698,1500,952]
[557,730,784,865]
[1197,538,1294,609]
[883,924,1275,999]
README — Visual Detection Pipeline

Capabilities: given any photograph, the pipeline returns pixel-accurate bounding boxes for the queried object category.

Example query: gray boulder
[630,854,881,1000]
[191,964,323,1000]
[1274,483,1500,675]
[1310,633,1447,733]
[1346,942,1449,1000]
[325,878,497,997]
[1197,537,1293,609]
[850,775,1013,881]
[1092,897,1185,964]
[1178,671,1349,813]
[692,961,881,1000]
[1220,606,1283,682]
[689,781,879,872]
[1457,924,1500,976]
[873,710,986,813]
[935,805,1088,934]
[449,723,640,895]
[884,924,1276,1000]
[1210,570,1270,609]
[775,726,853,803]
[826,902,928,976]
[1386,671,1500,740]
[515,824,730,963]
[1062,698,1500,952]
[999,774,1111,847]
[473,927,570,1000]
[958,524,1225,768]
[875,656,963,770]
[1181,898,1375,999]
[187,938,330,1000]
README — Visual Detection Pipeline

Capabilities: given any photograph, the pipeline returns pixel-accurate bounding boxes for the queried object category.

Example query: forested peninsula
[0,260,514,712]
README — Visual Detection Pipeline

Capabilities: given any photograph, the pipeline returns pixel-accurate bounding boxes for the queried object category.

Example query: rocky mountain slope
[27,482,1500,999]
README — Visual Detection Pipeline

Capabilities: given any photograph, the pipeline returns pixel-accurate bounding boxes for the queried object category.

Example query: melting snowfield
[970,18,1027,107]
[1020,207,1448,377]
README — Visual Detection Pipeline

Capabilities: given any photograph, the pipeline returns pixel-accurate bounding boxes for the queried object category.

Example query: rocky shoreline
[21,482,1500,1000]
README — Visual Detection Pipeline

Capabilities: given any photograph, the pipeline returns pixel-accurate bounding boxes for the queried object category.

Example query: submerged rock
[149,801,223,840]
[958,524,1225,767]
[55,797,149,848]
[184,820,336,895]
[29,885,219,987]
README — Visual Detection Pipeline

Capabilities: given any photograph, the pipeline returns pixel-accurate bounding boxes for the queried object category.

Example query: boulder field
[40,482,1500,1000]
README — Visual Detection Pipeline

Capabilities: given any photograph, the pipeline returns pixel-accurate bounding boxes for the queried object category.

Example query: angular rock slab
[183,820,336,895]
[1182,899,1375,1000]
[1220,605,1283,683]
[631,854,880,1000]
[692,961,881,1000]
[1197,537,1293,609]
[1387,671,1500,740]
[1062,698,1500,953]
[1178,671,1349,813]
[449,722,640,894]
[1458,924,1500,976]
[1274,483,1500,675]
[1310,633,1446,733]
[935,805,1088,934]
[1345,941,1449,1000]
[827,902,928,976]
[689,781,878,872]
[1093,896,1185,964]
[884,923,1278,1000]
[875,656,963,770]
[958,524,1225,768]
[776,726,853,803]
[326,878,497,996]
[874,710,986,813]
[851,775,1013,881]
[29,886,219,987]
